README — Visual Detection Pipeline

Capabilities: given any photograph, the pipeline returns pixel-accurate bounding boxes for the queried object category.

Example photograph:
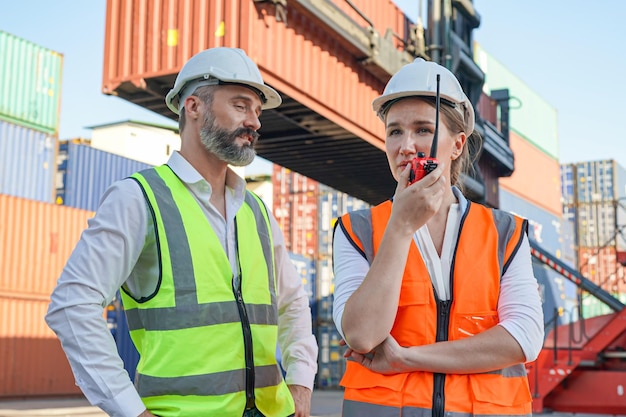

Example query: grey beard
[199,118,259,167]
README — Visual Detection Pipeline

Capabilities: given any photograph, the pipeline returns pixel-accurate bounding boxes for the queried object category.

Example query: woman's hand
[390,164,447,233]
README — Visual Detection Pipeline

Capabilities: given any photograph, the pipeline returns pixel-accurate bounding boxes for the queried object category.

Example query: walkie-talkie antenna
[430,74,440,159]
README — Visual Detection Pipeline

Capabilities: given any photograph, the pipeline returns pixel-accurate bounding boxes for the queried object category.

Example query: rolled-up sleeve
[498,235,545,362]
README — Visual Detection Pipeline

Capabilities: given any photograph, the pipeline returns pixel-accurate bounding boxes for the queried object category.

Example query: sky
[1,1,625,172]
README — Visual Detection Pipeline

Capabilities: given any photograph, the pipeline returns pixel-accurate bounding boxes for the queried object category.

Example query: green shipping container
[474,42,558,160]
[0,30,63,134]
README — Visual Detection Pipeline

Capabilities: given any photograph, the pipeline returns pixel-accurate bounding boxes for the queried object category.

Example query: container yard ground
[0,390,624,417]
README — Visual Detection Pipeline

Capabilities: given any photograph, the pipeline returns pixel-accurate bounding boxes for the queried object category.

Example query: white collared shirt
[46,152,317,417]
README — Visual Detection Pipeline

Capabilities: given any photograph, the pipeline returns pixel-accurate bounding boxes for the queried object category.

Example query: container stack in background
[475,43,579,328]
[271,166,370,389]
[0,30,83,397]
[561,160,626,316]
[0,30,62,203]
[0,31,158,398]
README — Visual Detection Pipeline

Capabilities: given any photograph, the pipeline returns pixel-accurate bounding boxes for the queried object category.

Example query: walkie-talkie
[408,74,441,184]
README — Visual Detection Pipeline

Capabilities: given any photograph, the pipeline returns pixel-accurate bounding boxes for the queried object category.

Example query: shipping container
[574,202,621,248]
[533,259,577,329]
[107,294,140,383]
[0,31,63,135]
[499,130,562,217]
[101,0,411,161]
[318,188,339,258]
[475,43,558,160]
[578,246,626,295]
[0,297,81,398]
[499,189,576,267]
[562,159,626,204]
[272,166,319,257]
[0,194,93,295]
[580,292,626,319]
[58,141,153,211]
[287,252,316,304]
[0,120,56,203]
[0,195,93,398]
[314,322,345,390]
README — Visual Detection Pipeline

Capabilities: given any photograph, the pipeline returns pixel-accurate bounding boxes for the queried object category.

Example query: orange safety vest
[336,199,532,417]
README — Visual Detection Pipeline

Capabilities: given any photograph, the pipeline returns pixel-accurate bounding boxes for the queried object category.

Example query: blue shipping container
[107,294,140,382]
[315,322,345,389]
[287,252,315,302]
[58,142,153,211]
[0,120,56,202]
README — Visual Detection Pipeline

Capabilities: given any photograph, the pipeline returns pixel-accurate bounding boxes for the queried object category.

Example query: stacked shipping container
[0,195,92,397]
[272,166,370,388]
[561,160,626,313]
[475,44,579,326]
[0,31,63,203]
[57,140,153,211]
[0,31,74,397]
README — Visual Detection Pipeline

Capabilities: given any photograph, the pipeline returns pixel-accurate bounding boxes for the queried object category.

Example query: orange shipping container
[102,0,412,152]
[499,130,562,217]
[0,194,93,397]
[0,298,81,397]
[0,194,93,296]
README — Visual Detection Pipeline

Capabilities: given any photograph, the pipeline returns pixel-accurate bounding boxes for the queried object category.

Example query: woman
[332,58,544,416]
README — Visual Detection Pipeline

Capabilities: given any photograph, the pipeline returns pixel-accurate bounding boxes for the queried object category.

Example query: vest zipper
[233,276,256,410]
[433,299,451,417]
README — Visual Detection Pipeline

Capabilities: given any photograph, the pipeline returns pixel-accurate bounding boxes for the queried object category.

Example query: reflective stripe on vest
[122,165,294,417]
[336,200,531,416]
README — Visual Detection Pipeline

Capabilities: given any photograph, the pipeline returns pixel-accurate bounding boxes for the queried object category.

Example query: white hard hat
[165,47,282,115]
[372,58,475,134]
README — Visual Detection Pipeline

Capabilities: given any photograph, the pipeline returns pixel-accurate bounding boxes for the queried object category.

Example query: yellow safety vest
[121,165,294,417]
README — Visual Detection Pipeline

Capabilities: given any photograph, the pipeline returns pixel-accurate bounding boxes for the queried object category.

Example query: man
[46,47,318,417]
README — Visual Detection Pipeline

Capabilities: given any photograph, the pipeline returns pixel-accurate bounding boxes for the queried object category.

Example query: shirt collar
[165,151,247,201]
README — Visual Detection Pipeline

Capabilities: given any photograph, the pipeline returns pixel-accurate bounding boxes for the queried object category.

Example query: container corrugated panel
[574,160,619,204]
[578,246,625,294]
[0,194,93,295]
[314,322,345,389]
[271,167,318,257]
[330,0,412,48]
[0,31,63,135]
[107,295,140,383]
[61,142,153,211]
[0,120,56,203]
[575,202,618,248]
[560,163,575,206]
[287,252,316,303]
[499,188,576,268]
[0,297,82,397]
[499,130,562,217]
[474,43,558,160]
[103,0,388,150]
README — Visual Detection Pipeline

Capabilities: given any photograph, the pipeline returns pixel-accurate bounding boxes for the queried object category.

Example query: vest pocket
[451,311,498,340]
[398,281,430,307]
[469,373,532,407]
[340,361,408,390]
